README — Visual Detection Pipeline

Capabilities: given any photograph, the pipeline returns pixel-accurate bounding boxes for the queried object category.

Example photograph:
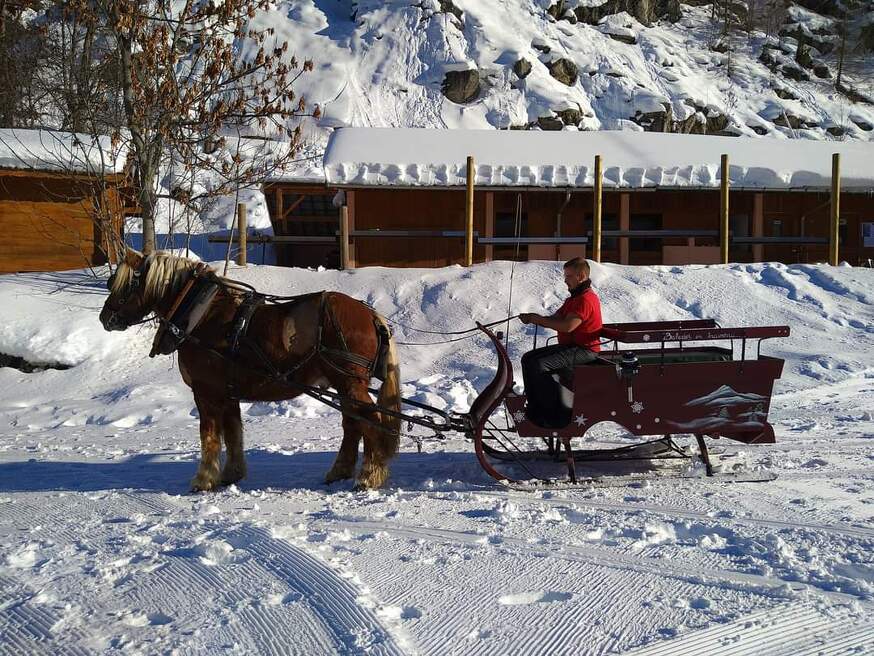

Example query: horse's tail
[375,315,401,457]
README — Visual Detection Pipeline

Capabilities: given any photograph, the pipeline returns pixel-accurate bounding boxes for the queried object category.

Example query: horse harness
[148,266,392,398]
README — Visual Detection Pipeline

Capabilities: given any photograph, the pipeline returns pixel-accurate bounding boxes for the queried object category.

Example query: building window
[630,214,662,252]
[283,193,337,217]
[494,211,528,261]
[863,222,874,248]
[495,211,528,237]
[276,193,339,238]
[585,213,618,251]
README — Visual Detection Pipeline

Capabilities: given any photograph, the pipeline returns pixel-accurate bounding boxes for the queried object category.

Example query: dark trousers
[521,344,597,424]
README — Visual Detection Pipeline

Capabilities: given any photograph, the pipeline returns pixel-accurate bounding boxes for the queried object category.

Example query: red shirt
[557,288,602,351]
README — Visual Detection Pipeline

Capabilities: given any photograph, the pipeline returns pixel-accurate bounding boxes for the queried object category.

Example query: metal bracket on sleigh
[465,320,790,488]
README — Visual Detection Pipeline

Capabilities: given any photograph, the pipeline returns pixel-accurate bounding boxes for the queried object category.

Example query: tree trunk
[835,20,847,88]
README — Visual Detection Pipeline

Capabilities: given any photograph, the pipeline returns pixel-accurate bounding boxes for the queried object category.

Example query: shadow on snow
[0,448,495,494]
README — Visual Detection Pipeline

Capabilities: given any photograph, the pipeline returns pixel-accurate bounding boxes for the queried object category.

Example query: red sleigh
[466,320,789,486]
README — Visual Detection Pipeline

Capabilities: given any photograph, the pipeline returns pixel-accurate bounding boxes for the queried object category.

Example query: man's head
[562,257,590,291]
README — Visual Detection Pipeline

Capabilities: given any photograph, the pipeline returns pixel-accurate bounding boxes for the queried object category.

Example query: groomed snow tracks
[0,491,407,656]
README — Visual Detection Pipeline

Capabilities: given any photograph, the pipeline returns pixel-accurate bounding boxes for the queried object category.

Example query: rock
[813,63,831,79]
[441,69,480,104]
[772,85,799,101]
[795,42,814,69]
[547,58,578,86]
[532,42,551,54]
[672,112,705,134]
[837,81,874,105]
[711,40,730,53]
[706,112,730,133]
[851,117,873,131]
[781,63,810,81]
[678,100,728,134]
[513,58,532,79]
[826,125,846,137]
[573,0,680,27]
[537,116,564,131]
[793,0,845,19]
[633,102,671,132]
[606,31,638,45]
[759,48,779,70]
[750,125,770,135]
[438,0,463,22]
[779,26,835,55]
[555,107,583,126]
[547,1,566,20]
[772,112,810,130]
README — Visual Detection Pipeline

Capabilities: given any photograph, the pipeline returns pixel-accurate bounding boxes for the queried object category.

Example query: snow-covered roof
[323,128,874,191]
[0,129,126,175]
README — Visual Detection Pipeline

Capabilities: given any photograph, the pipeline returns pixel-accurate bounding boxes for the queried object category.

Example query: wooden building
[264,128,874,269]
[0,130,125,273]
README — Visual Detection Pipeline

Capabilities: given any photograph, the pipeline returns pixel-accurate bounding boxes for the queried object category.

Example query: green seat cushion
[600,347,732,366]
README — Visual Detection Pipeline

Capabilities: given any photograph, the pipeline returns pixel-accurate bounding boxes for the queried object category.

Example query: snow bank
[323,127,874,190]
[0,129,125,174]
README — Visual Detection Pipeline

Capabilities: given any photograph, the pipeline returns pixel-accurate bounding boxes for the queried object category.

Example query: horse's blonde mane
[112,251,212,306]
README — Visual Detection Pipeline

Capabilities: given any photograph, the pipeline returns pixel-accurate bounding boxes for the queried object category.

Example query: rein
[388,315,520,346]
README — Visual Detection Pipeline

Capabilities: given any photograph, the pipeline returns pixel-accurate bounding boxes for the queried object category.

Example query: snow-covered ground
[1,260,873,655]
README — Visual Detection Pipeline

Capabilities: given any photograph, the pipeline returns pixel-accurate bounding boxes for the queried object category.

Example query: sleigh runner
[467,320,789,486]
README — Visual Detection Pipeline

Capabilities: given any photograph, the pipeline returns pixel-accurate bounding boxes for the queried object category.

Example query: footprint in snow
[376,605,422,620]
[498,591,574,606]
[120,610,174,627]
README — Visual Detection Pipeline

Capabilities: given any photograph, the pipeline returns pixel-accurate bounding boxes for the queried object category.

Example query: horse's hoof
[190,477,218,492]
[355,465,388,490]
[324,467,354,484]
[221,469,247,486]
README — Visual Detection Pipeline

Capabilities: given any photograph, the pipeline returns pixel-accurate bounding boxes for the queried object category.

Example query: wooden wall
[265,182,874,267]
[353,188,488,267]
[0,170,122,273]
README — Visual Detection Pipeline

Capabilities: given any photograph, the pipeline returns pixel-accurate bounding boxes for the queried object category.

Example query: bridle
[105,260,153,328]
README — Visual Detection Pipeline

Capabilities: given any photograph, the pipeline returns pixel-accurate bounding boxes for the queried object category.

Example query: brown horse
[99,249,401,491]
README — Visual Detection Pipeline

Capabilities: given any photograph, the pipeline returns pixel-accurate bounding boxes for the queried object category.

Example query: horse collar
[149,264,218,357]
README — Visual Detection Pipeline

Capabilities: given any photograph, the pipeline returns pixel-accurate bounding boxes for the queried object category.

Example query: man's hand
[519,313,539,325]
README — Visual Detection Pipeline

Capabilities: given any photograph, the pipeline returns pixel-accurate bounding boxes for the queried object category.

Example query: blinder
[104,261,149,330]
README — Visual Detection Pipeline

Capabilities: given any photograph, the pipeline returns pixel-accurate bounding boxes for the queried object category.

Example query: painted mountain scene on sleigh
[667,384,770,432]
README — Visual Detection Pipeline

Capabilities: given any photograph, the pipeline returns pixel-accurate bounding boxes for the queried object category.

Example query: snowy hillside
[1,260,872,654]
[271,0,874,142]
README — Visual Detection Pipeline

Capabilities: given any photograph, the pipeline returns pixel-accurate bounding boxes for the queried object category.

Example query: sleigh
[466,320,789,486]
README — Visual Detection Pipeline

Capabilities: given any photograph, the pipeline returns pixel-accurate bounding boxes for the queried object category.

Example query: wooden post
[340,205,350,270]
[236,203,247,266]
[720,154,729,264]
[275,187,283,227]
[484,191,495,262]
[829,153,840,266]
[619,192,630,265]
[465,155,475,266]
[752,193,764,263]
[593,155,603,263]
[346,190,357,268]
